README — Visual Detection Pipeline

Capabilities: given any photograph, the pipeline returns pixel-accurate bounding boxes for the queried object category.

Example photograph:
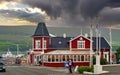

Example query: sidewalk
[25,65,80,75]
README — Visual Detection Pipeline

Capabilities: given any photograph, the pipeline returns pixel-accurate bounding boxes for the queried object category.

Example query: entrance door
[34,55,40,65]
[104,52,109,62]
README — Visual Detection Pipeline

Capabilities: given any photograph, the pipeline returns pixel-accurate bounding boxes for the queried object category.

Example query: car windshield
[0,63,4,66]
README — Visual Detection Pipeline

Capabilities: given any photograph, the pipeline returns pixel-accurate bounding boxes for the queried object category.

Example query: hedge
[77,65,94,74]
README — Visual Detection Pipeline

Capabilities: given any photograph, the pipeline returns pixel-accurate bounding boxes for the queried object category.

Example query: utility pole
[17,44,19,55]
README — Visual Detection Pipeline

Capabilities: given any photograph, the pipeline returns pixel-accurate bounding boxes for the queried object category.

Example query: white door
[103,52,109,62]
[34,55,40,65]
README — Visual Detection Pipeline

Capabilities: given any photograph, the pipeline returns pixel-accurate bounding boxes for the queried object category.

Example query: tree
[116,47,120,61]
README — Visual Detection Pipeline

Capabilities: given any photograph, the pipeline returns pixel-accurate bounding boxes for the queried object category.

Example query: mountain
[0,26,119,55]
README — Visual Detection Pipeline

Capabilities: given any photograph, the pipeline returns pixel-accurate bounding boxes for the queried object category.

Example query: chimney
[63,33,66,38]
[85,33,88,38]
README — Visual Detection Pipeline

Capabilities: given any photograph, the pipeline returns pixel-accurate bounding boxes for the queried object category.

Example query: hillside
[0,26,119,55]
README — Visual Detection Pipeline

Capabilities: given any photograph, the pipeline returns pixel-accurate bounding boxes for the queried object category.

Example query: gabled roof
[70,35,91,42]
[48,37,110,50]
[33,22,49,37]
[88,37,110,49]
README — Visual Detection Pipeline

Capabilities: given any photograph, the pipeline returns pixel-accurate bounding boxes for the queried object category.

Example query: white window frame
[77,41,85,49]
[44,40,47,49]
[35,40,41,49]
[103,52,109,62]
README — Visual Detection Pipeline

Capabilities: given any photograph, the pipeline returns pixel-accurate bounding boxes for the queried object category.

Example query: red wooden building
[27,22,110,67]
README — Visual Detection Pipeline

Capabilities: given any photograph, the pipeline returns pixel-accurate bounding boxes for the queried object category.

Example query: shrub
[90,65,94,72]
[77,66,94,74]
[100,58,108,65]
[93,56,108,65]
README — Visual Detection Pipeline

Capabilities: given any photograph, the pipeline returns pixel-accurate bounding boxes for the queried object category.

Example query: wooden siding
[71,36,90,50]
[33,37,50,51]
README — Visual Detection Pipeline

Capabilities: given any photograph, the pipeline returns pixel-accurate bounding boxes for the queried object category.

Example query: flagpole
[96,25,98,55]
[109,26,112,64]
[90,24,93,67]
[99,25,101,56]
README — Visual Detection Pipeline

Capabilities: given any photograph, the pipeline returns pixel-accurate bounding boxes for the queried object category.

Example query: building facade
[27,22,110,67]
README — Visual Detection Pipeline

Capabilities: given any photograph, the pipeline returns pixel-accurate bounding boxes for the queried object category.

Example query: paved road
[1,65,120,75]
[0,65,78,75]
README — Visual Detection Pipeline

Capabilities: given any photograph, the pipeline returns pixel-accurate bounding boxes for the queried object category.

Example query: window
[44,40,46,49]
[78,55,81,61]
[52,55,55,62]
[81,55,84,61]
[35,40,40,49]
[56,55,58,62]
[74,55,76,61]
[85,55,88,61]
[77,41,85,49]
[48,55,52,62]
[63,55,65,61]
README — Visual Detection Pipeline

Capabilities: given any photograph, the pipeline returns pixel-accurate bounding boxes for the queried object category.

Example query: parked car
[0,63,6,72]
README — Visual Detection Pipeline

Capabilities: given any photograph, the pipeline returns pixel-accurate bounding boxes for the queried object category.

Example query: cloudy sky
[0,0,120,29]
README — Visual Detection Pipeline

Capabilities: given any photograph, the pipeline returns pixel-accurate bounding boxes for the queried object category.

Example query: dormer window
[77,41,85,49]
[58,41,62,44]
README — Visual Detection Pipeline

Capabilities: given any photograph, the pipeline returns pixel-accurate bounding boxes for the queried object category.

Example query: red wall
[30,54,34,64]
[71,36,90,50]
[33,37,50,51]
[93,49,110,63]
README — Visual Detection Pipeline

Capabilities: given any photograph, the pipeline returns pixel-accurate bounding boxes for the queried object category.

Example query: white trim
[35,40,41,49]
[103,36,111,49]
[103,52,109,62]
[44,54,90,63]
[77,41,85,49]
[70,40,72,51]
[45,50,90,54]
[79,55,81,61]
[55,55,56,62]
[44,40,47,49]
[84,55,86,61]
[70,48,90,50]
[32,38,34,50]
[70,35,92,42]
[76,55,78,61]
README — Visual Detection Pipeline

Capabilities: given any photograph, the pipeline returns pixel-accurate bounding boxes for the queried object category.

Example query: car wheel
[3,69,6,72]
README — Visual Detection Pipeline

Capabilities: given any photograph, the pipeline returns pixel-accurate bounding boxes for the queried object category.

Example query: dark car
[0,63,6,72]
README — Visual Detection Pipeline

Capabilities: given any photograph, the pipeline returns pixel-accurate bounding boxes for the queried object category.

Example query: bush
[93,56,108,65]
[100,58,108,65]
[77,66,94,74]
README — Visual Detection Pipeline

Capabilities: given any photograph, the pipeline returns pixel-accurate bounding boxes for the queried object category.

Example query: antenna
[80,27,83,35]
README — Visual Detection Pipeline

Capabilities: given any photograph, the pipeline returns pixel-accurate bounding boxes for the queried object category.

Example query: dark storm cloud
[80,0,120,19]
[1,0,120,27]
[0,0,14,3]
[20,0,120,18]
[0,9,45,22]
[99,8,120,25]
[19,0,62,19]
[18,0,120,27]
[20,0,80,19]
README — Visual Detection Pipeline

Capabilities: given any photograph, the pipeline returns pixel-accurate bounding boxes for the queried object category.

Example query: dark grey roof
[89,37,110,49]
[48,37,110,50]
[48,37,72,49]
[33,22,49,37]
